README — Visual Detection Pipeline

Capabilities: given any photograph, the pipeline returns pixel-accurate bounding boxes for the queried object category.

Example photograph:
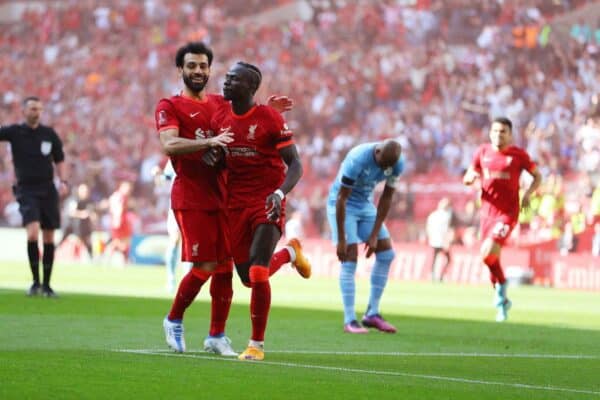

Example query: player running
[463,117,541,321]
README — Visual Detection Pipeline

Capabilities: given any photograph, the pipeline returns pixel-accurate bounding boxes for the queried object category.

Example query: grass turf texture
[1,260,599,399]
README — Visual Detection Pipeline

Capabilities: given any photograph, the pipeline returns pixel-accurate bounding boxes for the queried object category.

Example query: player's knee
[483,253,499,266]
[375,248,395,263]
[249,266,269,283]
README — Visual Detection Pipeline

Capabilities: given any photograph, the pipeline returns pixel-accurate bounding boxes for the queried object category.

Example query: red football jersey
[155,93,228,210]
[210,104,294,208]
[471,143,536,219]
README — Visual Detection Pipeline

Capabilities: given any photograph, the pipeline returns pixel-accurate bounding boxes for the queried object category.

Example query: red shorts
[480,214,517,246]
[228,201,285,265]
[173,209,230,263]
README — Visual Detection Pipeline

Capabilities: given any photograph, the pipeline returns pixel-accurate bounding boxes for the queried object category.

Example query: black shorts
[13,183,60,229]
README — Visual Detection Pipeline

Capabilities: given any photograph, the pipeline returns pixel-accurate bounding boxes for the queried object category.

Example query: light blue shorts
[326,202,390,245]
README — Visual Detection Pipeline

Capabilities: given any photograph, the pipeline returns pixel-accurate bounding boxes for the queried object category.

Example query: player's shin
[249,266,271,342]
[209,263,234,337]
[268,248,291,276]
[168,267,212,321]
[340,261,358,324]
[366,249,394,317]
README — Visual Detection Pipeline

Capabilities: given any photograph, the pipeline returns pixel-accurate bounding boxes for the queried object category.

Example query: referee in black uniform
[0,96,68,297]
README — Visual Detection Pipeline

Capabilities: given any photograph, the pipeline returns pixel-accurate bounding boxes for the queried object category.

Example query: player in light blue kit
[161,160,191,293]
[327,139,403,334]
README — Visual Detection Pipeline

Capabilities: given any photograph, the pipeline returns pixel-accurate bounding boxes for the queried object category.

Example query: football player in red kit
[463,117,541,322]
[210,62,307,361]
[156,43,297,356]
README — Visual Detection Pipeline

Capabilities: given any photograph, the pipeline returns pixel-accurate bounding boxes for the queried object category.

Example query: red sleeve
[155,98,179,134]
[471,145,484,173]
[518,147,536,173]
[266,107,294,150]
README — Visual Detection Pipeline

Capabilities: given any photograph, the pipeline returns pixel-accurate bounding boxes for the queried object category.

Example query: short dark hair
[22,96,40,106]
[236,61,262,93]
[492,116,512,131]
[175,42,213,68]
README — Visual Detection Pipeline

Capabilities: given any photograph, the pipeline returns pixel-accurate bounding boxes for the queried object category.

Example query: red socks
[249,265,271,341]
[483,254,506,285]
[209,271,233,336]
[269,248,291,276]
[168,268,212,321]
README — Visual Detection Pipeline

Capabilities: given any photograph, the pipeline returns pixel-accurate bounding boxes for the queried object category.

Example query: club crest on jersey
[505,156,513,166]
[247,124,257,141]
[40,141,52,155]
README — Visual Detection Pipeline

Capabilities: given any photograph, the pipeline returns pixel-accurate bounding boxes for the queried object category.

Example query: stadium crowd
[0,0,599,252]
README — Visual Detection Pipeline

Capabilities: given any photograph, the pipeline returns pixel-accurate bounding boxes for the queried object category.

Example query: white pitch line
[117,348,600,360]
[115,349,600,396]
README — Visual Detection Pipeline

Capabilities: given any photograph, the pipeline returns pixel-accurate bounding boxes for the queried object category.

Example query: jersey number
[492,222,510,238]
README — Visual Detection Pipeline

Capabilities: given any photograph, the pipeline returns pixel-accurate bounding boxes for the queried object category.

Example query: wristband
[274,189,285,201]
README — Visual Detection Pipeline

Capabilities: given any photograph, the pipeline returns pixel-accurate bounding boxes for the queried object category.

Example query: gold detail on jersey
[158,110,167,126]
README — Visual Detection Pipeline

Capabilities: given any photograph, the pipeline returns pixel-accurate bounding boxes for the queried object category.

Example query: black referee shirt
[0,123,65,186]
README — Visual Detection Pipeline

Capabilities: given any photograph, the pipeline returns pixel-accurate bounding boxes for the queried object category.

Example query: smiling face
[489,121,512,150]
[180,53,210,94]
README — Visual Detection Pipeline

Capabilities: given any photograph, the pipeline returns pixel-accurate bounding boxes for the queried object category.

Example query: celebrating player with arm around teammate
[463,117,542,322]
[156,42,298,357]
[327,140,403,334]
[210,61,311,361]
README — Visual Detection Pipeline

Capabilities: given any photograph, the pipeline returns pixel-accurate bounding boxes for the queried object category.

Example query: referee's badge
[40,141,52,155]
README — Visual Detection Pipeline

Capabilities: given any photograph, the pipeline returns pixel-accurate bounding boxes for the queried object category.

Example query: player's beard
[183,73,208,94]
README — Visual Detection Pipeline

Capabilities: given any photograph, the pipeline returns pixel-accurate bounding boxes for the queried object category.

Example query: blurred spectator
[0,0,598,247]
[557,222,578,255]
[58,183,96,257]
[592,222,600,257]
[425,197,455,281]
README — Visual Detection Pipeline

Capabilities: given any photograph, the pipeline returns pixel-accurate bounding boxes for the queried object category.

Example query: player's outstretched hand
[267,95,294,113]
[209,131,234,148]
[202,147,224,166]
[265,193,282,221]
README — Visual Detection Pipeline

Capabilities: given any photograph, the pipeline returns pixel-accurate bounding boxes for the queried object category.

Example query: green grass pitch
[1,260,599,399]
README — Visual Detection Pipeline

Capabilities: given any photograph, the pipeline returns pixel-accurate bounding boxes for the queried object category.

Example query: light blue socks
[366,249,394,317]
[340,261,358,324]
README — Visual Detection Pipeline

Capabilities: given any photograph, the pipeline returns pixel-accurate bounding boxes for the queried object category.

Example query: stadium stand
[0,0,599,252]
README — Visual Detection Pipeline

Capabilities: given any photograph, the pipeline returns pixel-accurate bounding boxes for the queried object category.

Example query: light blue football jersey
[327,142,404,209]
